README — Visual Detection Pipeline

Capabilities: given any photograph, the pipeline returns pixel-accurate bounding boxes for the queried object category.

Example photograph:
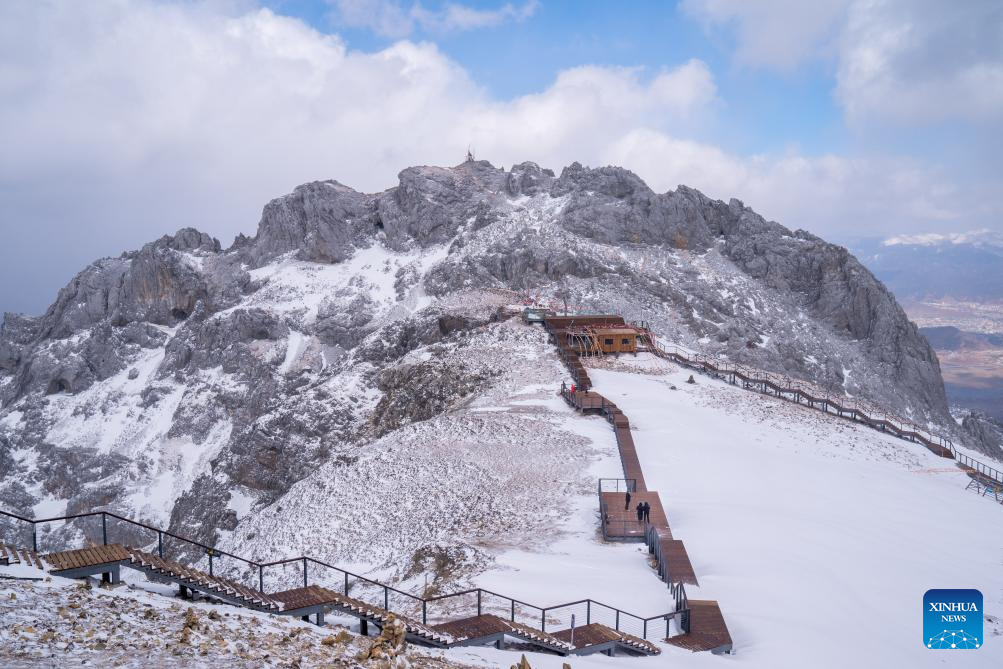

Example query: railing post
[615,609,620,631]
[157,531,163,558]
[511,599,515,622]
[344,572,349,594]
[383,586,389,610]
[101,513,108,545]
[209,551,214,577]
[477,590,482,616]
[643,618,647,639]
[259,565,264,593]
[422,600,427,625]
[586,600,591,625]
[31,522,37,553]
[541,609,546,632]
[303,557,308,588]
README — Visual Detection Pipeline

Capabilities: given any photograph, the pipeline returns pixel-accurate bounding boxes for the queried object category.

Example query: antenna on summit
[466,146,475,162]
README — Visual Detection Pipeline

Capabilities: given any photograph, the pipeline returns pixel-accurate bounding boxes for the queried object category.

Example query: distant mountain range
[846,230,1003,302]
[847,231,1003,426]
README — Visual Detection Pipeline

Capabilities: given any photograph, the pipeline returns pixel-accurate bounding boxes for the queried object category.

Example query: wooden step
[0,543,43,569]
[432,614,572,653]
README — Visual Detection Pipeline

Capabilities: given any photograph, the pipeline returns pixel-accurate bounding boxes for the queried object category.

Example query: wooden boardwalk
[646,338,965,463]
[565,390,648,491]
[654,539,698,586]
[546,317,733,654]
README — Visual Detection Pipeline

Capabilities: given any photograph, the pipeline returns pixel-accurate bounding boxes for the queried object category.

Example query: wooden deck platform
[600,492,670,540]
[41,544,132,582]
[667,600,733,654]
[551,623,660,655]
[44,544,131,572]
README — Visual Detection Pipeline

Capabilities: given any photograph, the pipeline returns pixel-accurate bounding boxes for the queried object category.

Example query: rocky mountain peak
[2,158,994,561]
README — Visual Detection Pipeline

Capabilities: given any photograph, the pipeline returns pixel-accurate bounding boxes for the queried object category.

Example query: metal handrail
[0,507,685,640]
[598,478,638,493]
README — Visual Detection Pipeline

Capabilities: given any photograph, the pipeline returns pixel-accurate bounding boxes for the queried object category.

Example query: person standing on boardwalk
[642,502,651,523]
[624,490,631,510]
[635,502,644,523]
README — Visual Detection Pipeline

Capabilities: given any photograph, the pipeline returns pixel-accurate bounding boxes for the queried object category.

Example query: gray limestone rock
[315,292,378,350]
[961,411,1003,460]
[248,181,377,266]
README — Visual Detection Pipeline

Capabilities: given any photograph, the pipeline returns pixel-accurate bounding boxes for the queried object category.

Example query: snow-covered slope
[450,354,1003,667]
[2,159,997,665]
[0,563,473,668]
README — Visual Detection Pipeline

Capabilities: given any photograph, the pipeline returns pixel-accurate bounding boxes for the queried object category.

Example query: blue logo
[924,589,983,649]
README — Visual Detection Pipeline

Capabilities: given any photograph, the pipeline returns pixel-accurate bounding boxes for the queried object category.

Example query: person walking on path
[624,490,631,510]
[642,502,651,523]
[635,502,644,523]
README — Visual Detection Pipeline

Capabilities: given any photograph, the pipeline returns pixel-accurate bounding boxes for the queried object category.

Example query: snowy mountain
[849,231,1003,302]
[2,160,1002,666]
[3,345,1002,668]
[0,158,987,570]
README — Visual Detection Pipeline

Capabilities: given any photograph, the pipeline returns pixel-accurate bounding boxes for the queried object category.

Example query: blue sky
[0,0,1000,316]
[268,0,847,154]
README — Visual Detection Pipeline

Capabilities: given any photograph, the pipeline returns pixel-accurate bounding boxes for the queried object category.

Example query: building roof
[593,328,640,336]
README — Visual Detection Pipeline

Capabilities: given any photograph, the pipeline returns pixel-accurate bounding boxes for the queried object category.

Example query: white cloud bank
[0,0,994,314]
[684,0,1003,124]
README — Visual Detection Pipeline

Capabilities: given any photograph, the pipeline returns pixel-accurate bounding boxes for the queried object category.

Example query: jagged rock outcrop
[962,411,1003,460]
[249,181,376,266]
[359,614,407,662]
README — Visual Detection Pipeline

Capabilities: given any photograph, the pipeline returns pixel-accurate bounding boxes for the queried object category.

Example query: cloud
[601,129,975,238]
[412,0,538,32]
[329,0,539,38]
[0,0,994,316]
[329,0,413,37]
[681,0,852,71]
[684,0,1003,124]
[837,0,1003,123]
[883,230,1003,247]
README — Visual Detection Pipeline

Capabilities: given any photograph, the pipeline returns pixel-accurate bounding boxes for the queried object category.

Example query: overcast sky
[1,0,1001,316]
